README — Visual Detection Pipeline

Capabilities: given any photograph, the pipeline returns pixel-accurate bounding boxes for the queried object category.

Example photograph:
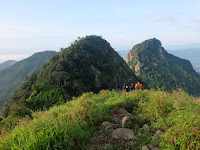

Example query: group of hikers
[122,81,143,92]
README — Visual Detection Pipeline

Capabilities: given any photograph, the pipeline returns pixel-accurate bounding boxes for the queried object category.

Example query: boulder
[117,108,132,117]
[112,128,137,140]
[121,116,140,128]
[142,145,150,150]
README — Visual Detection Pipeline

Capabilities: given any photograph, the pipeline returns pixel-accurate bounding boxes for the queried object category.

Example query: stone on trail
[104,144,113,150]
[148,144,160,150]
[112,117,121,124]
[142,124,150,132]
[121,116,140,128]
[102,121,115,127]
[142,145,150,150]
[117,108,132,117]
[155,130,164,136]
[112,128,137,140]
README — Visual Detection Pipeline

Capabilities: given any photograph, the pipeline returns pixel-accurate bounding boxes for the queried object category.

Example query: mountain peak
[126,38,200,96]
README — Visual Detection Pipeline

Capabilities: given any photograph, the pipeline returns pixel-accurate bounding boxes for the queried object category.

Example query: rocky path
[90,108,163,150]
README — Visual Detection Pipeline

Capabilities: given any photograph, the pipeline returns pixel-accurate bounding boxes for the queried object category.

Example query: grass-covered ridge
[0,90,199,150]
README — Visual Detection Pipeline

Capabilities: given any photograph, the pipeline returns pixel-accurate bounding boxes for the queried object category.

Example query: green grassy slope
[0,90,199,150]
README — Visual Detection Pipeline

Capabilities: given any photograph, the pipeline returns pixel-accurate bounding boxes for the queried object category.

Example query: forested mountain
[0,60,17,70]
[1,35,137,126]
[168,48,200,73]
[126,38,200,96]
[0,51,55,112]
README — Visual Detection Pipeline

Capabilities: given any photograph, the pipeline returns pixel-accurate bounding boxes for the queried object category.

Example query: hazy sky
[0,0,200,63]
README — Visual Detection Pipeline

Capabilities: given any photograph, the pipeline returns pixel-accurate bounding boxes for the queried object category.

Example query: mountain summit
[2,35,137,119]
[126,38,200,96]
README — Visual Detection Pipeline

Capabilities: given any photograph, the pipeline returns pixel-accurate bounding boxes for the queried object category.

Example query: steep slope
[0,60,17,70]
[126,38,200,96]
[2,35,137,120]
[0,51,55,112]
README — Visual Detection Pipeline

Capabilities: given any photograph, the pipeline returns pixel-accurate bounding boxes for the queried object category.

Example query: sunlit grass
[0,89,199,149]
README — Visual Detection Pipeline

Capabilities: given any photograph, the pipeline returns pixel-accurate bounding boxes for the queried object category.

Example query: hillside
[0,90,199,149]
[126,38,200,96]
[1,35,137,129]
[168,48,200,73]
[0,60,17,70]
[0,51,55,112]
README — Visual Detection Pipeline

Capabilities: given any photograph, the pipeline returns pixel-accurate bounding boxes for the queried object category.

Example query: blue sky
[0,0,200,62]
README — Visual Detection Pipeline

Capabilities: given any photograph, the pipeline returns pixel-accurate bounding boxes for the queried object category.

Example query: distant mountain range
[118,48,200,73]
[0,60,17,70]
[0,51,55,112]
[126,38,200,96]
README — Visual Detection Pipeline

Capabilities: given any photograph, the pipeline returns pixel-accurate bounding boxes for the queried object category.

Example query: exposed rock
[148,144,160,150]
[155,130,164,136]
[112,117,121,124]
[104,144,113,150]
[142,124,150,132]
[105,124,118,131]
[142,145,150,150]
[112,128,137,140]
[102,121,115,127]
[121,116,140,128]
[117,108,132,117]
[91,135,105,144]
[137,132,142,136]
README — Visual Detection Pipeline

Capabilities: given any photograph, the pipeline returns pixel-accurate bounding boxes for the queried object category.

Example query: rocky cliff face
[126,38,200,96]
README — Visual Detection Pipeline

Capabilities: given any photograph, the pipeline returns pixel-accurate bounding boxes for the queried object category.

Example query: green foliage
[26,84,70,111]
[1,35,137,131]
[127,38,200,96]
[0,51,55,112]
[1,90,199,149]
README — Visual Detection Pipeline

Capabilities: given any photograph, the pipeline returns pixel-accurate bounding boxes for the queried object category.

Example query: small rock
[155,130,164,136]
[102,121,115,127]
[142,124,150,132]
[137,132,142,136]
[112,117,121,124]
[91,135,104,144]
[148,144,160,150]
[104,144,113,150]
[142,145,150,150]
[105,124,118,131]
[121,116,140,128]
[117,108,132,117]
[112,128,137,140]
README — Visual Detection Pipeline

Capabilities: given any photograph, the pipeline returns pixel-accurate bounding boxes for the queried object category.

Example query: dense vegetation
[0,51,55,112]
[1,35,137,131]
[0,60,17,70]
[0,90,199,149]
[126,38,200,96]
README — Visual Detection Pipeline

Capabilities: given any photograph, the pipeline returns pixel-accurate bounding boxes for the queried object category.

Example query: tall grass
[0,90,199,149]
